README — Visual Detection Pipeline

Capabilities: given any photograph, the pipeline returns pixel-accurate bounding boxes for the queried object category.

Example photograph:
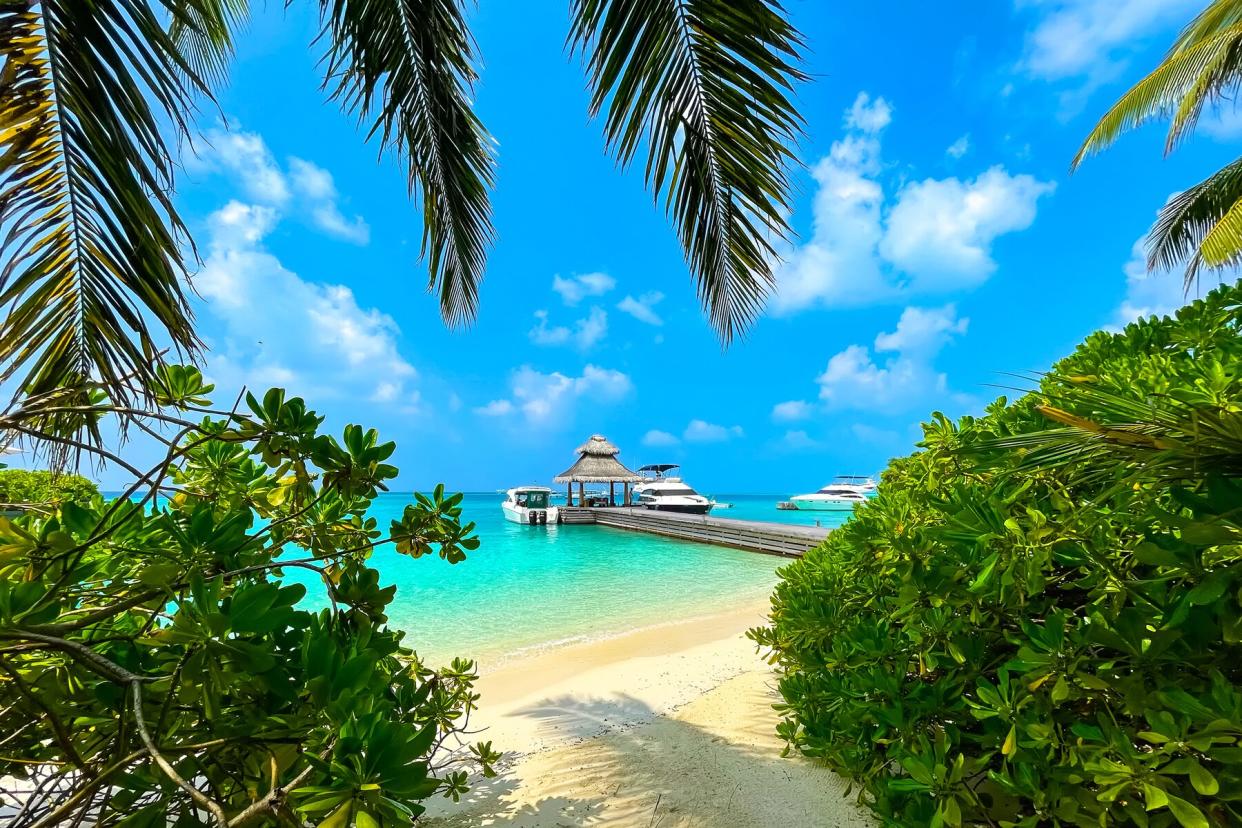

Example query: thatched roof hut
[554,434,642,483]
[555,434,642,506]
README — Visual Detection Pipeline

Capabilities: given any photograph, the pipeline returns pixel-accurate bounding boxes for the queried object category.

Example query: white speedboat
[634,464,713,515]
[788,484,868,512]
[502,486,559,525]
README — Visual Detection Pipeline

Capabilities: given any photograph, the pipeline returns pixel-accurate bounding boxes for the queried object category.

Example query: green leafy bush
[752,282,1242,827]
[0,368,499,827]
[0,468,98,508]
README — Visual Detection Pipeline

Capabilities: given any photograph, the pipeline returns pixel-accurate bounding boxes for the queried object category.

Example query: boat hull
[644,503,712,515]
[502,504,559,524]
[789,498,859,512]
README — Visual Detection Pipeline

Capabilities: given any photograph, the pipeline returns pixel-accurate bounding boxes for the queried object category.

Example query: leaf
[1187,759,1220,796]
[1166,794,1210,828]
[569,0,807,342]
[320,0,496,326]
[0,0,208,411]
[1002,725,1017,757]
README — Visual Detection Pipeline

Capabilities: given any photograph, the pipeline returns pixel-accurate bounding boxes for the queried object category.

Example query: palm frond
[1072,21,1242,168]
[569,0,807,343]
[169,0,250,87]
[0,1,212,413]
[1147,156,1242,287]
[319,0,495,326]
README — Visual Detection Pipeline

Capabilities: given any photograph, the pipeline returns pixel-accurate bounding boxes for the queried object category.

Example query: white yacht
[501,486,559,525]
[788,483,868,512]
[832,475,877,494]
[633,464,713,515]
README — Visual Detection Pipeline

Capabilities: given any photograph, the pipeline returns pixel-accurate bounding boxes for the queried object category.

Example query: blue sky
[91,0,1239,492]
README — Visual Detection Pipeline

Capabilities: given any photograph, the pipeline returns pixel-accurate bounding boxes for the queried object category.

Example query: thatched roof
[554,434,642,483]
[574,434,620,456]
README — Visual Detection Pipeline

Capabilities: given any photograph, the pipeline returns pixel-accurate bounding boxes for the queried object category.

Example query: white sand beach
[424,605,872,827]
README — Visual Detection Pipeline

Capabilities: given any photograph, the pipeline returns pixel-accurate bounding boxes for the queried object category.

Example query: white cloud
[552,272,616,305]
[946,134,971,158]
[642,429,680,447]
[816,305,968,411]
[1018,0,1199,84]
[529,307,608,349]
[683,419,744,443]
[191,128,370,245]
[772,400,813,422]
[882,168,1055,293]
[474,399,514,416]
[616,292,665,326]
[288,158,370,245]
[195,201,415,406]
[479,364,633,425]
[196,128,289,204]
[772,94,1052,314]
[845,92,892,133]
[1114,238,1186,324]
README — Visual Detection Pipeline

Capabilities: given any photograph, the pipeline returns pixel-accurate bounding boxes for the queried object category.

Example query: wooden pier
[558,507,828,557]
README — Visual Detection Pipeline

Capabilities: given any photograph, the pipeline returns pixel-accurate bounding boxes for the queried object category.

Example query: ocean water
[106,490,858,667]
[337,493,811,666]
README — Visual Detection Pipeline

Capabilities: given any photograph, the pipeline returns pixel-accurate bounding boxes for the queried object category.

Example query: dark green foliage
[0,468,98,508]
[0,366,499,827]
[752,282,1242,827]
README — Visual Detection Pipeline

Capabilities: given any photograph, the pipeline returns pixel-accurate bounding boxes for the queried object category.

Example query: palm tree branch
[1073,24,1242,168]
[0,1,212,416]
[319,0,496,326]
[1147,156,1242,286]
[569,0,806,343]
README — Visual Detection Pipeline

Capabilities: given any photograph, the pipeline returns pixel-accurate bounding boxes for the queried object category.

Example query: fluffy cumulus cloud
[771,93,1053,314]
[1018,0,1199,84]
[616,291,665,326]
[194,200,415,406]
[642,429,680,447]
[683,419,744,443]
[475,364,632,425]
[191,127,369,244]
[552,272,616,305]
[772,400,813,422]
[816,304,969,411]
[529,307,608,350]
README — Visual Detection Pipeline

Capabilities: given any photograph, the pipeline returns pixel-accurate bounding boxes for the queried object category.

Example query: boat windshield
[815,487,859,496]
[654,485,699,496]
[515,491,549,508]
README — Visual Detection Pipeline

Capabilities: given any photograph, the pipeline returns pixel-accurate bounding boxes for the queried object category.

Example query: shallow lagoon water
[336,493,835,666]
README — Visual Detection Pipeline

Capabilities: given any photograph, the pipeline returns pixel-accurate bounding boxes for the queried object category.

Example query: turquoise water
[107,491,853,667]
[303,493,815,666]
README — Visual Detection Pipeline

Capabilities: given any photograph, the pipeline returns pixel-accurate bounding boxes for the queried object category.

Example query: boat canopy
[638,463,679,474]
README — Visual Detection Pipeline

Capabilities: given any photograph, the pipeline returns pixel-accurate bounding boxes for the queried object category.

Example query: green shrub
[752,282,1242,827]
[0,468,98,507]
[0,369,499,827]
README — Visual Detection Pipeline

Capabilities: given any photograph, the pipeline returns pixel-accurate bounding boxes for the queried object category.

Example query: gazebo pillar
[567,481,572,505]
[609,481,615,506]
[578,481,585,506]
[624,482,630,506]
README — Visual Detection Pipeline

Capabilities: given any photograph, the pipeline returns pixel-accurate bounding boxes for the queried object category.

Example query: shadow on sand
[422,676,869,827]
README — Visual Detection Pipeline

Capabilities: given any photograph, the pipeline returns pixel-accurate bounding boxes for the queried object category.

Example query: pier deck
[558,507,828,557]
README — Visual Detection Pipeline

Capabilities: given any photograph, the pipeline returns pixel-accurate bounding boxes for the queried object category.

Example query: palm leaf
[0,0,213,410]
[1072,21,1242,168]
[169,0,250,87]
[569,0,807,343]
[319,0,496,326]
[1147,156,1242,286]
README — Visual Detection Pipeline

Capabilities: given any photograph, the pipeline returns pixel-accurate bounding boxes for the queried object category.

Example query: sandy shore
[423,603,871,827]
